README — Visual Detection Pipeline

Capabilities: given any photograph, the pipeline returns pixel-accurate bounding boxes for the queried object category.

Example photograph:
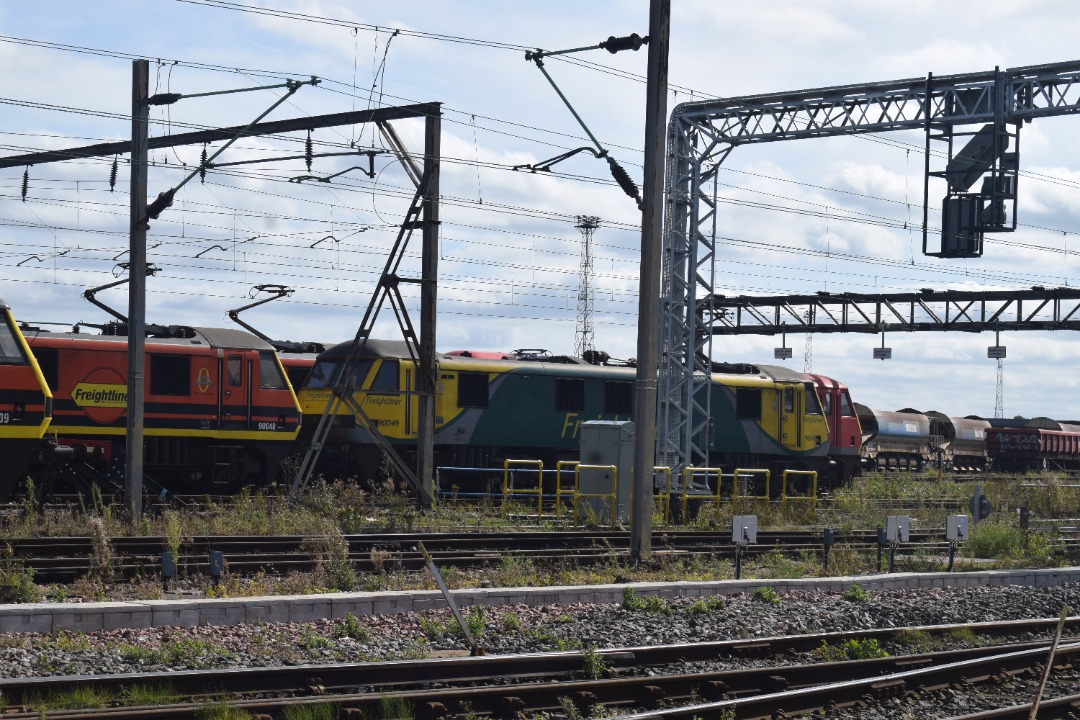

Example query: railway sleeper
[636,685,665,708]
[498,696,526,716]
[731,640,773,658]
[700,679,729,700]
[571,690,599,713]
[871,678,906,699]
[417,701,449,720]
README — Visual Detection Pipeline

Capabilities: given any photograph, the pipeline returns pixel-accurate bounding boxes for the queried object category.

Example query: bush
[967,523,1024,559]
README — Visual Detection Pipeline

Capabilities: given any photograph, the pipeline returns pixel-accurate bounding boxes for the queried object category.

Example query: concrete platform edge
[0,567,1075,634]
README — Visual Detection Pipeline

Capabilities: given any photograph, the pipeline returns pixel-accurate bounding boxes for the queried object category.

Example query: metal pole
[631,0,670,562]
[417,112,440,508]
[125,60,148,523]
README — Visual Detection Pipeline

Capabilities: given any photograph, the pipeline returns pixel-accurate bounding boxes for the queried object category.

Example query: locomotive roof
[24,325,274,351]
[751,364,812,383]
[186,326,274,350]
[319,338,418,359]
[0,297,8,311]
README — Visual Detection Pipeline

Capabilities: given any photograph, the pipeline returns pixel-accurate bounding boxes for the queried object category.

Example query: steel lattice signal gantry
[660,59,1080,472]
[702,288,1080,335]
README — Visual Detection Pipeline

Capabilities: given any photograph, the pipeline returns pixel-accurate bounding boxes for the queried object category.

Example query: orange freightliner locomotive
[17,323,301,499]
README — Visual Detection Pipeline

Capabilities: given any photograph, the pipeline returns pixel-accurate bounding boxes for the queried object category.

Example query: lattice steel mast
[575,216,600,356]
[661,60,1080,474]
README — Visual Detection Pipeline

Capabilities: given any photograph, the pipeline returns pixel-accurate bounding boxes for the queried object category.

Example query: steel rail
[1,632,1077,719]
[0,619,1076,705]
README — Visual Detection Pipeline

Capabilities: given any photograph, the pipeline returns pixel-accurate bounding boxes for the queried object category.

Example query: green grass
[282,703,340,720]
[1,472,1078,603]
[23,685,115,711]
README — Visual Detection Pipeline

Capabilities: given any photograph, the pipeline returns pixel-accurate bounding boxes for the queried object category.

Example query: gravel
[1,582,1077,679]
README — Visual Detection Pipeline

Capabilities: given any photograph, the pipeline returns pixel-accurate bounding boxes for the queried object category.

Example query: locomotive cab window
[369,360,398,392]
[736,387,762,420]
[150,354,191,396]
[227,355,243,387]
[555,377,585,412]
[604,381,633,414]
[305,358,373,389]
[821,392,833,415]
[33,348,59,390]
[783,387,795,413]
[0,320,27,364]
[457,372,489,408]
[839,391,855,417]
[259,352,288,390]
[803,384,822,414]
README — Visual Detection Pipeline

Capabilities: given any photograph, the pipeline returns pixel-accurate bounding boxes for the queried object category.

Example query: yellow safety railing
[502,459,544,518]
[781,469,818,514]
[732,468,770,505]
[555,460,580,518]
[680,466,723,523]
[572,464,618,527]
[653,466,672,525]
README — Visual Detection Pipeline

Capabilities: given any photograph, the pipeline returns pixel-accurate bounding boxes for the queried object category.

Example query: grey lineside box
[578,420,635,522]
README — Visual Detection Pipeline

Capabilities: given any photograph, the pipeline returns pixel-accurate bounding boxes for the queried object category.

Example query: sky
[1,0,1079,421]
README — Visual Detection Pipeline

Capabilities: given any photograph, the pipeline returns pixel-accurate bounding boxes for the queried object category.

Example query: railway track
[0,618,1075,719]
[1,528,958,582]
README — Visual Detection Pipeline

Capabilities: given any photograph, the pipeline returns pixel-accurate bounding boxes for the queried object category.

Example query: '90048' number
[257,421,277,431]
[0,412,11,424]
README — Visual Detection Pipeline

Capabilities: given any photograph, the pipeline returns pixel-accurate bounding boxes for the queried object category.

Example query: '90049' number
[0,412,11,424]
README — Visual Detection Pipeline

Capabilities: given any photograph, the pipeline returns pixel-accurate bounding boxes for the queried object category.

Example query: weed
[87,516,113,586]
[164,638,234,667]
[117,643,165,664]
[622,586,645,610]
[333,612,371,641]
[893,629,934,653]
[0,546,39,603]
[947,626,979,644]
[43,631,91,653]
[529,625,582,651]
[558,696,583,720]
[418,615,449,639]
[282,702,339,720]
[465,605,487,639]
[500,610,523,633]
[752,586,780,603]
[378,694,414,720]
[299,624,333,653]
[685,595,724,614]
[814,638,889,662]
[195,697,255,720]
[162,511,185,568]
[581,645,606,679]
[843,583,870,602]
[303,527,358,592]
[554,613,575,624]
[621,587,671,614]
[120,683,179,707]
[757,547,812,579]
[24,685,115,711]
[385,638,430,660]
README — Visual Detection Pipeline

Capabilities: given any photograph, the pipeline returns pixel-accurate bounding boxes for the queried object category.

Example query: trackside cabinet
[579,420,635,522]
